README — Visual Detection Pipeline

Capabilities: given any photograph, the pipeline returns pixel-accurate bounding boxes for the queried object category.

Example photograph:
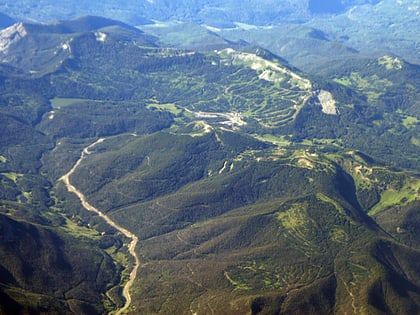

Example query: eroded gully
[60,138,140,315]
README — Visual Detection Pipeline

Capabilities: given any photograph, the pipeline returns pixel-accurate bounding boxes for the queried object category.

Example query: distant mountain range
[0,1,385,25]
[1,0,418,70]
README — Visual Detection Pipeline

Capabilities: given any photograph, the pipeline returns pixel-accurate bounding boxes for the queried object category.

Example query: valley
[60,137,139,315]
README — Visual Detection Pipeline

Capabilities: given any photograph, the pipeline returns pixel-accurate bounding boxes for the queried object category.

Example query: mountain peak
[0,22,27,52]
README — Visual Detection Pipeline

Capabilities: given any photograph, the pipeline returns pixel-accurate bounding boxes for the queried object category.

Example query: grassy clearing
[252,134,290,146]
[224,271,252,291]
[333,72,393,101]
[227,261,289,291]
[106,246,130,280]
[330,227,349,244]
[316,193,346,215]
[60,216,101,239]
[378,55,403,70]
[1,172,23,183]
[402,116,419,129]
[369,178,420,216]
[290,150,336,172]
[50,97,91,108]
[411,137,420,146]
[277,203,320,255]
[147,103,182,115]
[277,203,309,229]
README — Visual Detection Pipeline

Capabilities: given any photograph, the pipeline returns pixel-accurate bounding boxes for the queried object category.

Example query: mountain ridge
[2,0,419,68]
[0,16,158,76]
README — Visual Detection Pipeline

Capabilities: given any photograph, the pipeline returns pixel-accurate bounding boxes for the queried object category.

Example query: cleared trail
[60,138,140,315]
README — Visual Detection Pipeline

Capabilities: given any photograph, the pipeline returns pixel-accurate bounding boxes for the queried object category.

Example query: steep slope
[0,214,123,315]
[60,131,420,315]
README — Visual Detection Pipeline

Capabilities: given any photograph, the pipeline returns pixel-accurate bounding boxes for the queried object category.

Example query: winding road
[60,138,140,315]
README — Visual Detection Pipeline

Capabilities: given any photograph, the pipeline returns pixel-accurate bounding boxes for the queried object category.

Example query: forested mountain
[0,14,419,315]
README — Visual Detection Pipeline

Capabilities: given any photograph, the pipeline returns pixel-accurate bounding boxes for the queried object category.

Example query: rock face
[0,23,27,53]
[317,90,338,115]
